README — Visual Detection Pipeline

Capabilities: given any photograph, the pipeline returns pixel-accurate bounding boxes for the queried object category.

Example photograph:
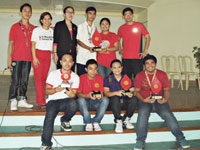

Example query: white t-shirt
[46,69,80,103]
[76,21,97,65]
[31,26,53,51]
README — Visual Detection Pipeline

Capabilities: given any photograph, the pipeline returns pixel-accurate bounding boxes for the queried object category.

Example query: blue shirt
[104,74,134,92]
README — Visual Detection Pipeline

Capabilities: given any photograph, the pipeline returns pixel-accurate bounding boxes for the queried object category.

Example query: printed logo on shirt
[39,35,53,41]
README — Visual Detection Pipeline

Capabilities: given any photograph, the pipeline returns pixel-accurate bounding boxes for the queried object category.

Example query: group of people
[7,3,190,150]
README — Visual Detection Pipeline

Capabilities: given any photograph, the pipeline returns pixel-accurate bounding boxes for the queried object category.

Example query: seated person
[77,59,109,131]
[41,54,79,150]
[104,59,138,133]
[134,54,190,150]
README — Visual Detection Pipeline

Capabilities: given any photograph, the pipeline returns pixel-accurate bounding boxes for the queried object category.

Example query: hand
[89,47,94,53]
[144,96,156,103]
[65,88,75,97]
[88,92,96,100]
[55,85,65,92]
[115,90,124,96]
[8,57,12,69]
[140,50,148,58]
[101,47,107,53]
[157,98,168,104]
[95,93,103,100]
[125,92,133,98]
[119,49,123,54]
[33,57,40,68]
[54,53,58,64]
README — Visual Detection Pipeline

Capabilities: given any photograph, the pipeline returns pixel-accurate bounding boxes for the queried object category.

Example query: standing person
[77,59,109,131]
[53,6,77,71]
[97,18,119,78]
[31,12,53,107]
[134,54,190,150]
[118,7,151,80]
[8,3,34,111]
[76,7,97,76]
[41,54,79,150]
[104,59,137,133]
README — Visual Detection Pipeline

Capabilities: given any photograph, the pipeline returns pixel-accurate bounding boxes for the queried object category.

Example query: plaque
[151,76,162,99]
[92,79,102,99]
[61,71,71,90]
[92,28,102,52]
[120,74,132,96]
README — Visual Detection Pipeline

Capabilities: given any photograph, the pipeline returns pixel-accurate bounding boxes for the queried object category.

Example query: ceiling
[0,0,154,14]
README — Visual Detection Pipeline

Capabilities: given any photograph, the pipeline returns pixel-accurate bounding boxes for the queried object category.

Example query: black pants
[109,95,138,120]
[8,61,31,100]
[122,59,143,80]
[77,63,87,76]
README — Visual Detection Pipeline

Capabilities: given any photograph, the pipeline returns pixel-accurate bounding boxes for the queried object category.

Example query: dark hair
[61,53,73,60]
[110,59,122,68]
[20,3,32,12]
[39,12,52,25]
[86,59,98,68]
[100,18,111,25]
[86,7,96,13]
[143,54,157,64]
[63,6,74,14]
[122,7,134,15]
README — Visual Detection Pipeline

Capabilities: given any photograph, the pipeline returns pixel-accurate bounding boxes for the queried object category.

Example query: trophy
[120,75,132,96]
[92,28,102,52]
[61,72,71,91]
[92,79,102,99]
[151,76,162,99]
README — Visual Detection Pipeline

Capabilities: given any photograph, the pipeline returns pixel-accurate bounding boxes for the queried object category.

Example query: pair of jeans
[78,97,109,124]
[136,100,185,143]
[41,98,77,146]
[122,59,143,80]
[98,64,111,79]
[77,63,87,76]
[109,96,138,120]
[8,61,31,100]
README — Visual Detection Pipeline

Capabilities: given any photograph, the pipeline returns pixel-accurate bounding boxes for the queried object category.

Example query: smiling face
[144,59,156,74]
[85,64,98,79]
[111,62,123,76]
[60,54,74,72]
[41,14,52,28]
[20,6,32,20]
[100,20,110,32]
[64,8,74,21]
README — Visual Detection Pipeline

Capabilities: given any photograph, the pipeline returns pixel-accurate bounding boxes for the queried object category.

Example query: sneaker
[61,121,72,131]
[18,99,33,108]
[85,123,93,131]
[124,117,134,129]
[115,119,123,133]
[179,139,190,149]
[93,123,102,131]
[40,144,51,150]
[10,98,17,111]
[134,141,144,150]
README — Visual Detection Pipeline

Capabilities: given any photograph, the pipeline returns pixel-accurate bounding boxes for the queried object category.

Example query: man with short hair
[118,7,151,79]
[8,3,34,110]
[77,59,109,131]
[41,54,79,150]
[76,7,97,76]
[134,54,190,150]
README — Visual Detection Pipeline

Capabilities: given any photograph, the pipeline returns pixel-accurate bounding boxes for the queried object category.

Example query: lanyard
[145,69,157,95]
[19,22,31,47]
[87,25,94,43]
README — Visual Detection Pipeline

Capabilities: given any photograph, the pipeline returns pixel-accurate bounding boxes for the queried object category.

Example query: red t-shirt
[134,69,170,99]
[9,21,35,61]
[97,32,118,68]
[118,22,149,59]
[78,74,104,94]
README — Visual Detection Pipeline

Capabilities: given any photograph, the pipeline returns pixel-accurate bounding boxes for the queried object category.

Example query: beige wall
[148,0,200,74]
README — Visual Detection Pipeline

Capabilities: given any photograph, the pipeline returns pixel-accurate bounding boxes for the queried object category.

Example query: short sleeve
[99,76,104,92]
[112,33,119,44]
[104,77,110,88]
[9,25,16,41]
[31,28,38,42]
[78,75,84,92]
[71,75,80,89]
[76,24,82,40]
[117,26,122,39]
[46,72,56,87]
[141,24,149,36]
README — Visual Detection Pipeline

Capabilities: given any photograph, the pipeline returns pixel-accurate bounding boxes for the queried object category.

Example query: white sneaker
[115,119,123,133]
[18,99,33,108]
[124,117,134,129]
[40,145,51,150]
[85,123,93,131]
[10,98,18,110]
[93,123,102,131]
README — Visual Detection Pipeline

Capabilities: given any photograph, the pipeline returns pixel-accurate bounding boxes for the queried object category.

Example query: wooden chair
[161,55,183,90]
[178,56,198,90]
